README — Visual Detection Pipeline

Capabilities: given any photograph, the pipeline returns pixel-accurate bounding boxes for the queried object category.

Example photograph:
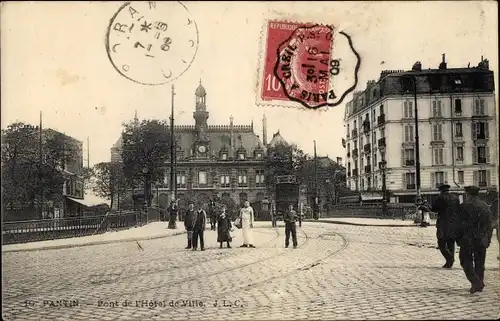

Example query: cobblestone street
[2,222,499,320]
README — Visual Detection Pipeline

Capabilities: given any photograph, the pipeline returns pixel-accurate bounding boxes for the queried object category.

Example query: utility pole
[313,140,318,218]
[87,136,90,168]
[39,111,43,218]
[170,85,176,202]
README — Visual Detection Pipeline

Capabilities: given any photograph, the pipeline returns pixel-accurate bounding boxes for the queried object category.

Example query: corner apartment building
[343,55,497,204]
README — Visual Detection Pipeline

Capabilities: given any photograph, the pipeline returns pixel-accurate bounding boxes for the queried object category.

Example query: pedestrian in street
[490,198,500,260]
[455,186,494,294]
[192,203,207,251]
[209,199,217,231]
[431,184,460,268]
[167,200,178,229]
[284,204,298,249]
[271,204,277,227]
[298,204,303,228]
[217,205,232,249]
[239,201,255,248]
[184,202,195,249]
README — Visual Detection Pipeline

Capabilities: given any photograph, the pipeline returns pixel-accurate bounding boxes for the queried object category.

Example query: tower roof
[195,79,206,96]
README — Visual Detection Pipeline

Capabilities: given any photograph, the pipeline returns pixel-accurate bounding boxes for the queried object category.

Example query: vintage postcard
[1,1,499,320]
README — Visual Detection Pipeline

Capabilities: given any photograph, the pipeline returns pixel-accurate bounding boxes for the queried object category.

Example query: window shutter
[401,148,405,166]
[486,170,491,187]
[402,173,406,187]
[444,171,448,184]
[471,122,477,140]
[431,172,435,188]
[403,102,407,117]
[484,122,489,138]
[486,147,490,163]
[473,171,478,186]
[438,101,442,116]
[480,99,485,115]
[474,99,479,115]
[442,148,446,165]
[432,100,436,116]
[472,147,477,164]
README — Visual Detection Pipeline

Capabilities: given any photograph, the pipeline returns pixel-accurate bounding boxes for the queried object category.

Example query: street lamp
[142,167,149,209]
[401,74,422,219]
[379,145,388,217]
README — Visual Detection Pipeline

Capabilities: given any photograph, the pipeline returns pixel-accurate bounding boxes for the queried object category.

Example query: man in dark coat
[455,186,494,294]
[192,203,207,251]
[208,199,217,231]
[431,184,460,268]
[284,204,298,249]
[184,202,195,249]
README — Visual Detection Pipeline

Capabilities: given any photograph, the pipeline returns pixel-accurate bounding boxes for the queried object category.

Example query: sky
[1,1,498,167]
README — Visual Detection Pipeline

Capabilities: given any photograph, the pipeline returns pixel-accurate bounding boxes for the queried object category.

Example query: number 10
[265,74,281,92]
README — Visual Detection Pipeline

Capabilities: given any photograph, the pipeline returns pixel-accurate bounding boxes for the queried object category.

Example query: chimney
[262,114,267,146]
[412,61,422,71]
[439,53,447,70]
[336,157,342,166]
[478,57,489,70]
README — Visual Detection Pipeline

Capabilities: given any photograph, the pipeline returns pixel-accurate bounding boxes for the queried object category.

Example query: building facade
[111,82,279,214]
[343,55,497,204]
[41,129,86,217]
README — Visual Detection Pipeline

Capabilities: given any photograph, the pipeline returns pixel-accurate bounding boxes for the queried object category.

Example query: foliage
[1,122,75,217]
[120,119,171,206]
[265,142,311,193]
[89,162,127,209]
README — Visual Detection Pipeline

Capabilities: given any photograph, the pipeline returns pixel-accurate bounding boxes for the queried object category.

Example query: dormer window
[256,153,262,159]
[221,153,227,160]
[238,153,245,160]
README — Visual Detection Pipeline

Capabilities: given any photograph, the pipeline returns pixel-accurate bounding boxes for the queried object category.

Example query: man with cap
[455,186,493,294]
[431,183,460,268]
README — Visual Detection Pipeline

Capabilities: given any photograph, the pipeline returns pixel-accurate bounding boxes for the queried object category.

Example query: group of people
[421,184,499,294]
[181,200,256,251]
[171,199,302,251]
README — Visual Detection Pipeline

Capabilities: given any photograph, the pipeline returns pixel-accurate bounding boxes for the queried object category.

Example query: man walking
[284,204,298,249]
[208,199,217,231]
[184,202,195,249]
[192,203,207,251]
[431,184,460,268]
[455,186,493,294]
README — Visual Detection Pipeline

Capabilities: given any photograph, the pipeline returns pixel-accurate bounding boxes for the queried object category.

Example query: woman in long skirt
[217,206,232,248]
[239,201,255,248]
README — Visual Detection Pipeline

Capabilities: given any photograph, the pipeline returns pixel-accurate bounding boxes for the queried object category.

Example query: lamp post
[402,74,422,220]
[142,167,149,209]
[379,145,388,217]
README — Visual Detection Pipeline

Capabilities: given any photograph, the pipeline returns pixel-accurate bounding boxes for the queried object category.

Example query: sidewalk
[306,217,436,227]
[2,222,185,253]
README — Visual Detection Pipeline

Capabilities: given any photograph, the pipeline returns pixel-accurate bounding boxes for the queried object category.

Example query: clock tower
[193,80,210,158]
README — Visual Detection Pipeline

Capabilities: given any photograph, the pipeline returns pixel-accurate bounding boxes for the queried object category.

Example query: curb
[304,219,435,228]
[2,230,186,253]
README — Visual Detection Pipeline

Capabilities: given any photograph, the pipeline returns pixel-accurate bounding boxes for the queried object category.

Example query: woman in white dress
[239,201,255,248]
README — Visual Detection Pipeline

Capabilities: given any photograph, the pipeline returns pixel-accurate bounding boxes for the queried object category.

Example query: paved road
[2,223,499,320]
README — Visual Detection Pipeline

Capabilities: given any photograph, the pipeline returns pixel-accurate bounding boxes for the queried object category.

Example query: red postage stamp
[256,20,360,109]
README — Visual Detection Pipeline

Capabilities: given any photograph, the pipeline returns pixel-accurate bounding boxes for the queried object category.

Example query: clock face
[198,145,206,153]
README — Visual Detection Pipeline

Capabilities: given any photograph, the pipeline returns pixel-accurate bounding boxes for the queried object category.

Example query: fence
[2,211,149,245]
[320,203,438,221]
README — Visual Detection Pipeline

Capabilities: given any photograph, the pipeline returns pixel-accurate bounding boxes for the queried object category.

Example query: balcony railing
[364,165,371,173]
[478,181,488,187]
[377,137,386,148]
[352,129,358,138]
[406,184,416,190]
[352,149,359,158]
[478,157,487,164]
[352,168,358,177]
[435,183,445,188]
[405,159,415,166]
[364,143,371,154]
[377,114,386,126]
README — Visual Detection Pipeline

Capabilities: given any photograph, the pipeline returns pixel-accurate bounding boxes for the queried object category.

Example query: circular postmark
[106,1,199,86]
[273,24,360,109]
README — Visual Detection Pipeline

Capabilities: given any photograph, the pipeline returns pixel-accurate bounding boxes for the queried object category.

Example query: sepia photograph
[1,1,499,320]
